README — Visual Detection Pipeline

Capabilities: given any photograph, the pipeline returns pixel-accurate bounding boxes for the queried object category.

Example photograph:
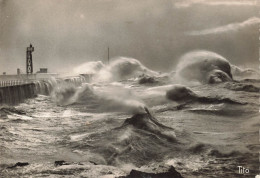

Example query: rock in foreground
[120,165,183,178]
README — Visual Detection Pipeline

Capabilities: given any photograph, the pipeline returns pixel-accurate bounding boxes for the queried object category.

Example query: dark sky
[0,0,259,74]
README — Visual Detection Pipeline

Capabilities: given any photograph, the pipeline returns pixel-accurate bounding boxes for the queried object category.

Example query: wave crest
[176,50,232,84]
[94,57,158,82]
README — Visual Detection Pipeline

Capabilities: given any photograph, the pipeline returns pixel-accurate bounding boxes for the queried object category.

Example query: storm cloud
[0,0,259,74]
[187,17,260,35]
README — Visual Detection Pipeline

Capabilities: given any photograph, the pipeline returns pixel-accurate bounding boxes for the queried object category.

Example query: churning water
[0,53,259,177]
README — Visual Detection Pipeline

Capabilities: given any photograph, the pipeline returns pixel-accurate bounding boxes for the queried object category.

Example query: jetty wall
[0,74,92,105]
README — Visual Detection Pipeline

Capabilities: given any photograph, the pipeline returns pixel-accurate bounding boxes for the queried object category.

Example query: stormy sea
[0,51,259,177]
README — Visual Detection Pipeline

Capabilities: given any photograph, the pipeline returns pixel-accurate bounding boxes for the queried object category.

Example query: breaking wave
[51,83,146,114]
[2,52,259,177]
[67,111,188,167]
[175,50,233,84]
[165,84,245,105]
[121,108,177,141]
[51,82,77,105]
[73,61,105,75]
[94,57,159,82]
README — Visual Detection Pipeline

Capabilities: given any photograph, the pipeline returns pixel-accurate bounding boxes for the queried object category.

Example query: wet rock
[107,171,113,174]
[8,162,29,168]
[89,161,98,165]
[54,160,70,166]
[0,106,26,117]
[121,166,183,178]
[138,76,158,85]
[54,160,84,167]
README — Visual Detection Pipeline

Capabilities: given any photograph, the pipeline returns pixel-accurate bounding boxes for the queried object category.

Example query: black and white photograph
[0,0,259,177]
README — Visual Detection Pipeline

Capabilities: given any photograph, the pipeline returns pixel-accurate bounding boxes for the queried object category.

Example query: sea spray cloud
[51,82,77,105]
[73,61,105,75]
[94,57,159,82]
[52,82,147,114]
[231,64,260,79]
[75,84,147,114]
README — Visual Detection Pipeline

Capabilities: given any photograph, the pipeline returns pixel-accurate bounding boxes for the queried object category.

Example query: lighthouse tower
[26,44,34,74]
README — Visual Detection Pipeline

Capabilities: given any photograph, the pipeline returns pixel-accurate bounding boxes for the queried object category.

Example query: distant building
[17,68,21,75]
[37,68,48,73]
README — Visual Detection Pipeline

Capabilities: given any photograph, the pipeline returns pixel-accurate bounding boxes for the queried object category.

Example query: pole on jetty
[108,47,110,65]
[26,44,34,74]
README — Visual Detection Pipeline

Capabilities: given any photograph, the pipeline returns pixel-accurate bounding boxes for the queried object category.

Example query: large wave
[121,108,177,141]
[51,82,77,105]
[66,111,188,167]
[51,83,146,114]
[165,84,245,105]
[175,51,233,84]
[94,57,159,82]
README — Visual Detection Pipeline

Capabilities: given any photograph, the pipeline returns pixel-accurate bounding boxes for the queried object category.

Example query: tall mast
[108,47,110,64]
